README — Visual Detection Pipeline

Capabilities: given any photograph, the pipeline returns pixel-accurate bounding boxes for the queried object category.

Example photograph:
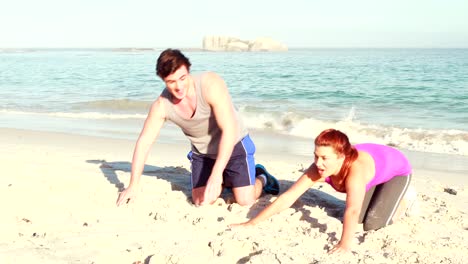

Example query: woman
[230,129,412,253]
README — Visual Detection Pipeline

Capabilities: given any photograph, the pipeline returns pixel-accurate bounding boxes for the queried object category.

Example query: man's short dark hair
[156,49,191,79]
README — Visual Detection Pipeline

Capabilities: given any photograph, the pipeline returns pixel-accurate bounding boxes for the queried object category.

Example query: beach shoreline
[1,127,467,263]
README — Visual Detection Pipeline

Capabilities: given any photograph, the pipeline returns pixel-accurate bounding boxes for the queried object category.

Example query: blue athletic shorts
[187,135,256,189]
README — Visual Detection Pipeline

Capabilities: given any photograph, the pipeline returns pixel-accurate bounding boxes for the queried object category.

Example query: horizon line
[2,47,468,51]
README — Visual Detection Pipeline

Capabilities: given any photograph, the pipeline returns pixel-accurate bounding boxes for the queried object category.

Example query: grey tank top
[160,73,248,157]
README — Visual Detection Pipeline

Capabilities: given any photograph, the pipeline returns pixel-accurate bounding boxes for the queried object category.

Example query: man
[116,49,279,206]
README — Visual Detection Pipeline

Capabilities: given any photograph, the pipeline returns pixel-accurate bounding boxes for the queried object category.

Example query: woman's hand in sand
[116,186,138,206]
[228,221,256,229]
[328,241,352,254]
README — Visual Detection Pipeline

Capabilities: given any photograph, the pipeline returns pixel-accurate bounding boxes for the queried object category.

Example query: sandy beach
[1,127,467,264]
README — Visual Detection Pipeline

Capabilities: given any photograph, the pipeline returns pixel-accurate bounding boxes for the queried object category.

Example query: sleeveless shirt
[160,73,248,158]
[325,143,412,192]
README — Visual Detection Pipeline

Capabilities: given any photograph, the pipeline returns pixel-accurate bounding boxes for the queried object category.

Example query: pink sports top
[325,143,412,192]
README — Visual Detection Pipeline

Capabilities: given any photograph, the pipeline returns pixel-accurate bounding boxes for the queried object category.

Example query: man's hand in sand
[116,186,138,206]
[201,174,223,205]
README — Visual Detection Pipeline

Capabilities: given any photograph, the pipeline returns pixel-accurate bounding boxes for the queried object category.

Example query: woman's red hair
[314,129,358,181]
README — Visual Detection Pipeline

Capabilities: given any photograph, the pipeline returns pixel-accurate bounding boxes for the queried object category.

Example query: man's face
[163,65,190,101]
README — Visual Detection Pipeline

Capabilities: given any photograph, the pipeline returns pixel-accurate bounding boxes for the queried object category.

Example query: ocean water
[1,48,468,156]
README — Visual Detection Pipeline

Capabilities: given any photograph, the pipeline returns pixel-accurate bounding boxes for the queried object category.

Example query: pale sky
[1,0,467,48]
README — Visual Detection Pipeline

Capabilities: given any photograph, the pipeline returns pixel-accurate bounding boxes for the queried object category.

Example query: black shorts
[187,135,256,189]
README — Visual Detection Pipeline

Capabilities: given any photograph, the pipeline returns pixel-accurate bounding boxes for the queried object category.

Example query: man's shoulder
[148,96,168,120]
[198,71,222,83]
[198,72,226,92]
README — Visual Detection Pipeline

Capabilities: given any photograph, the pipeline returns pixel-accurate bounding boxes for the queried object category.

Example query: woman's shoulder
[355,150,374,167]
[349,151,375,179]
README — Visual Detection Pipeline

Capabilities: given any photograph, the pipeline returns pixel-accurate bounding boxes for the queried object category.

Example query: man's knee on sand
[232,194,256,207]
[232,184,258,207]
[191,184,257,206]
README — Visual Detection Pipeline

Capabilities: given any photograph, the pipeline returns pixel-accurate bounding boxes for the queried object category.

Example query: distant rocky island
[202,36,288,52]
[1,37,288,53]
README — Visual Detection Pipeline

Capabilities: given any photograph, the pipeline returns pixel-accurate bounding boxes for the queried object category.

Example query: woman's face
[314,145,345,177]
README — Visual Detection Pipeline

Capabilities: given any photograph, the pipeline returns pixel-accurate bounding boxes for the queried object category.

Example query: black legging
[359,174,412,231]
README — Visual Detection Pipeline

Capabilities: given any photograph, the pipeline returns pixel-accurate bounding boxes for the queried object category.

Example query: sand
[0,128,467,264]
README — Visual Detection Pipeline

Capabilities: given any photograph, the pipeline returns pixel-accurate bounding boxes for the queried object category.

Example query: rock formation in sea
[202,36,288,52]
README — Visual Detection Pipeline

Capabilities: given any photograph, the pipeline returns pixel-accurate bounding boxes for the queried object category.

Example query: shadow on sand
[247,179,345,220]
[88,159,348,261]
[89,158,346,222]
[243,177,346,253]
[86,159,192,197]
[89,159,345,240]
